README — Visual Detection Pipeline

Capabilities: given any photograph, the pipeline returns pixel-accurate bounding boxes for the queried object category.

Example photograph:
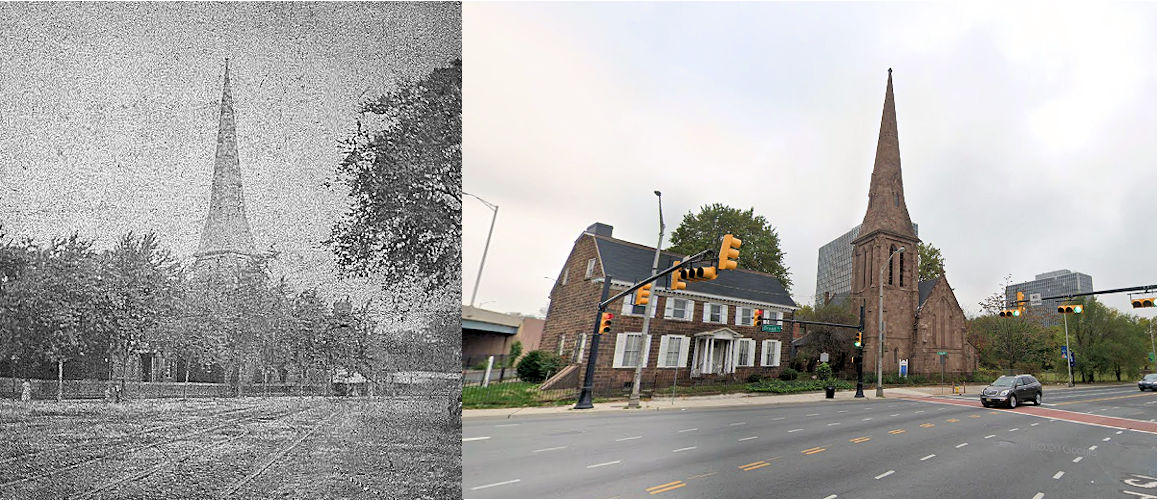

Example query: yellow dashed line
[802,447,826,455]
[889,429,906,434]
[1056,393,1154,405]
[989,411,1000,415]
[969,414,981,418]
[946,418,959,423]
[648,481,687,495]
[740,461,770,471]
[850,436,871,443]
[920,423,935,428]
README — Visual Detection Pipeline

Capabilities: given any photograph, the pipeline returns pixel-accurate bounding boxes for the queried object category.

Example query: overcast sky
[463,2,1156,319]
[0,3,460,309]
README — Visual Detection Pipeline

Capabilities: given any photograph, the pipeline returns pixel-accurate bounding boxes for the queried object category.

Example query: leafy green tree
[328,59,462,295]
[667,203,791,291]
[507,340,523,368]
[794,300,859,373]
[917,242,945,281]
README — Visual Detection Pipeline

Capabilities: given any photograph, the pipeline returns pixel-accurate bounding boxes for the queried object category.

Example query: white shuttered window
[656,335,690,368]
[612,333,653,368]
[760,340,782,367]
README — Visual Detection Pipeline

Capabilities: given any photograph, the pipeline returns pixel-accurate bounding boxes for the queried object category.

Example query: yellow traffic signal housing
[854,331,862,348]
[718,234,742,271]
[669,260,687,290]
[633,283,653,306]
[999,309,1021,318]
[1057,304,1083,314]
[599,312,614,333]
[752,308,763,325]
[1132,297,1156,308]
[681,266,718,282]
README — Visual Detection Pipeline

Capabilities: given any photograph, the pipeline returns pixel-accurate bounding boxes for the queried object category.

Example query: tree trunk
[56,359,63,402]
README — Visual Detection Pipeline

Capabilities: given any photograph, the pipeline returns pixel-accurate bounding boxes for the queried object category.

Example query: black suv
[1139,373,1157,392]
[980,374,1042,408]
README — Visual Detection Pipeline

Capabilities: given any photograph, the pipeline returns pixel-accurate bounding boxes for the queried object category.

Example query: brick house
[539,223,798,395]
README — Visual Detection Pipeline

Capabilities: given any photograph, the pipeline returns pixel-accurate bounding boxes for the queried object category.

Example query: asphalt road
[463,385,1157,499]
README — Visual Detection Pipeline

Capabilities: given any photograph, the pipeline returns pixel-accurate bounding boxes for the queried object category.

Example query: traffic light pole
[575,277,614,410]
[1063,312,1073,387]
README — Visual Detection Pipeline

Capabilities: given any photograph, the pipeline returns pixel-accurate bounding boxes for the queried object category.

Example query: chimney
[584,222,613,238]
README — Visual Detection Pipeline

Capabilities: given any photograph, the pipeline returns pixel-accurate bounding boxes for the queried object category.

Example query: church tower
[850,69,921,377]
[193,58,258,278]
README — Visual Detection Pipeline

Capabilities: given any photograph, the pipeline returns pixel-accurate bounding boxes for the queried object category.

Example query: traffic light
[1057,304,1083,314]
[718,234,742,271]
[854,331,863,348]
[999,309,1021,318]
[681,266,718,282]
[669,261,686,291]
[633,283,653,306]
[752,308,763,325]
[1132,297,1156,308]
[1016,291,1026,316]
[599,313,614,333]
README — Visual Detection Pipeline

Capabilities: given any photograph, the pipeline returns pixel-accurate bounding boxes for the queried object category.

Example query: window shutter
[772,340,782,367]
[612,333,628,368]
[685,300,695,320]
[747,340,756,366]
[760,340,773,367]
[641,334,653,368]
[664,298,674,319]
[558,334,566,356]
[657,336,671,368]
[702,303,710,322]
[677,336,690,367]
[722,305,730,324]
[621,297,633,316]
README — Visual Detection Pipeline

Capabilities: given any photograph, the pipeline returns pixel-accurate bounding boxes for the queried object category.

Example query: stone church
[848,69,974,378]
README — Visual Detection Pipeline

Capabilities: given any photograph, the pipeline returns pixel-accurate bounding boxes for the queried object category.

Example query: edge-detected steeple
[197,58,256,258]
[857,68,917,242]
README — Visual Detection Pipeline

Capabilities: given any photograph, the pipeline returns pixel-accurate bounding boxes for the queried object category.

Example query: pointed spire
[858,68,917,242]
[197,58,256,257]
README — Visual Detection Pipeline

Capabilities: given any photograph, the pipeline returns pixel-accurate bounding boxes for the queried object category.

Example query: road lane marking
[730,422,747,426]
[890,414,900,417]
[470,479,521,491]
[739,436,758,442]
[1089,445,1097,450]
[1031,423,1039,426]
[1073,456,1083,463]
[771,417,785,421]
[533,446,567,453]
[678,428,698,433]
[824,495,838,499]
[969,414,981,418]
[802,446,826,455]
[587,460,622,468]
[850,437,871,443]
[463,436,491,442]
[1103,437,1111,441]
[875,470,895,480]
[863,418,873,421]
[1033,493,1045,499]
[956,443,968,448]
[828,423,841,426]
[740,461,770,471]
[889,429,906,434]
[921,454,936,461]
[946,418,960,423]
[495,424,519,427]
[1117,430,1124,434]
[990,411,1000,414]
[788,429,804,433]
[920,423,935,428]
[1009,428,1020,431]
[616,436,643,441]
[672,446,696,453]
[1053,471,1065,479]
[647,481,686,495]
[915,410,925,413]
[984,435,996,439]
[807,413,820,416]
[838,410,848,413]
[1056,393,1155,405]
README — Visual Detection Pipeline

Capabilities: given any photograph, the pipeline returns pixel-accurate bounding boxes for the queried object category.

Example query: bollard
[482,356,494,388]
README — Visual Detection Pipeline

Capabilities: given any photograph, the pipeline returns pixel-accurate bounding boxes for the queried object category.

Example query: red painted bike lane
[899,395,1158,433]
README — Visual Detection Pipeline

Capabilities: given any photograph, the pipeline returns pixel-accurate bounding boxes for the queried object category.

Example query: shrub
[745,373,767,384]
[816,362,833,382]
[516,350,564,383]
[778,367,799,381]
[746,379,854,394]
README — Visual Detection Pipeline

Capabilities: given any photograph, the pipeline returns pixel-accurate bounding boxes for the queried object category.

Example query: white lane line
[1089,445,1098,450]
[730,422,747,426]
[828,423,841,426]
[1116,430,1124,434]
[956,443,968,448]
[888,405,896,407]
[678,428,698,433]
[788,428,804,433]
[921,454,936,461]
[495,424,519,427]
[838,410,848,413]
[1009,428,1020,431]
[1102,437,1111,441]
[587,460,622,469]
[771,417,785,421]
[863,418,873,421]
[533,446,567,453]
[824,495,838,499]
[1073,456,1083,463]
[807,413,820,416]
[915,410,925,413]
[1033,492,1045,499]
[1030,423,1040,426]
[984,435,996,439]
[673,446,696,453]
[470,479,521,491]
[1053,471,1065,479]
[616,436,642,442]
[738,436,758,441]
[463,436,491,442]
[890,414,900,417]
[874,470,895,480]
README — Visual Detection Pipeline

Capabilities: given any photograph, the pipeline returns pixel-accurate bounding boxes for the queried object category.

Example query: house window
[561,268,569,286]
[736,339,756,367]
[657,335,689,368]
[585,258,596,279]
[737,306,755,326]
[760,340,782,367]
[664,298,694,321]
[612,333,652,368]
[621,296,647,317]
[703,302,726,324]
[889,244,896,285]
[558,334,566,356]
[572,333,587,363]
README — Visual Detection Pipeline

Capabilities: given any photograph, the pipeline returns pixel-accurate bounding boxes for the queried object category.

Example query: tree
[328,59,462,295]
[667,204,792,291]
[793,300,859,374]
[917,242,945,281]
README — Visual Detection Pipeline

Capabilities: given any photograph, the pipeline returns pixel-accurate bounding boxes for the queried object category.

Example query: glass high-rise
[1005,270,1094,318]
[814,223,918,306]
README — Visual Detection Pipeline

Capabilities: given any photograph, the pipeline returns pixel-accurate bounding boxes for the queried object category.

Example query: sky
[463,2,1157,319]
[0,3,461,315]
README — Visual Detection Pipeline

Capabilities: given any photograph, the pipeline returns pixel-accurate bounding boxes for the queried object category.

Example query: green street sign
[937,351,947,356]
[761,325,782,333]
[1149,352,1155,362]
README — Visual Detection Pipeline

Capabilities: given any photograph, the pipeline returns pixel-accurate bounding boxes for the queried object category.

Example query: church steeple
[857,68,916,242]
[197,58,256,258]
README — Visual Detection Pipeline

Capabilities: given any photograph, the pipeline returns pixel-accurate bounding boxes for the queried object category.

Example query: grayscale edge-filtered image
[0,3,461,498]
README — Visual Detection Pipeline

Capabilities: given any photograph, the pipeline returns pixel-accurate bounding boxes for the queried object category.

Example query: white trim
[736,306,756,326]
[703,302,727,324]
[760,340,782,367]
[612,333,652,369]
[558,334,566,356]
[585,258,596,279]
[658,288,799,312]
[664,297,694,321]
[735,338,756,367]
[561,268,569,285]
[657,335,691,368]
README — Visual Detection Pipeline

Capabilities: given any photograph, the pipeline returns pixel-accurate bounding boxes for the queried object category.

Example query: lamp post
[877,246,904,398]
[464,192,498,308]
[628,190,664,409]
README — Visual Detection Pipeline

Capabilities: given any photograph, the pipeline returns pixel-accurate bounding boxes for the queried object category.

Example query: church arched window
[889,244,896,285]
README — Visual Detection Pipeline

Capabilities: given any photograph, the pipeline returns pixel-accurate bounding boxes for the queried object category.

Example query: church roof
[918,277,939,308]
[197,58,256,257]
[856,69,918,244]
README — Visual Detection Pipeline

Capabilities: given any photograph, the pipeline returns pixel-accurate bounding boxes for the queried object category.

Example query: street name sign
[761,325,782,333]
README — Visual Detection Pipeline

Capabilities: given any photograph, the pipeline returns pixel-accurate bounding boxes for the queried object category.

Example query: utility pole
[628,191,664,409]
[575,278,614,410]
[1063,312,1074,387]
[464,192,498,308]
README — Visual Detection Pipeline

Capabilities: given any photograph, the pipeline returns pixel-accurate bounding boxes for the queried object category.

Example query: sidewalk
[463,382,1137,420]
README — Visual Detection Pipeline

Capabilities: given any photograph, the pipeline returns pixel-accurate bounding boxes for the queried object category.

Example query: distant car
[980,374,1042,408]
[1139,374,1157,392]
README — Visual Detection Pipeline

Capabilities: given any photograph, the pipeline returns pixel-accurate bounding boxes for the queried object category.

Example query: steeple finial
[856,69,916,242]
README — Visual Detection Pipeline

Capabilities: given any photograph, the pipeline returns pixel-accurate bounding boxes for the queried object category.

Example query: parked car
[980,374,1042,408]
[1139,373,1157,392]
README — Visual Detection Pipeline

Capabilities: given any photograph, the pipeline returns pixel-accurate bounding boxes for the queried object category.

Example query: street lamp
[628,190,664,409]
[464,192,498,308]
[877,246,904,398]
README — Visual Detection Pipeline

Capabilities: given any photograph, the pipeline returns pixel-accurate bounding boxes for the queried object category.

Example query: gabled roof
[591,234,796,308]
[917,278,939,308]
